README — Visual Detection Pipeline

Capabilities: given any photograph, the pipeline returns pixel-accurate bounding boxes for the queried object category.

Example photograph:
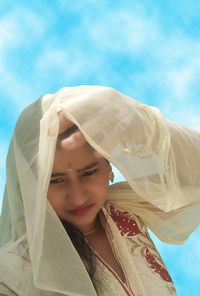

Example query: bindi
[67,162,73,172]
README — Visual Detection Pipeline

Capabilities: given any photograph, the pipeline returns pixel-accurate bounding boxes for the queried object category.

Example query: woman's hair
[60,219,96,280]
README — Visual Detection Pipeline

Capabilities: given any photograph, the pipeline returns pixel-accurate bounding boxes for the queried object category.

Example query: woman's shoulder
[0,247,37,296]
[0,282,18,296]
[103,201,147,234]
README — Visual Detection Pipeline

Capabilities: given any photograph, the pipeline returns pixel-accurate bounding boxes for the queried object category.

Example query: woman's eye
[82,169,98,177]
[50,178,64,184]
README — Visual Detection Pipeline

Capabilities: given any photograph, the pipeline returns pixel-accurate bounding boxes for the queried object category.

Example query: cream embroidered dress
[0,86,200,295]
[93,202,176,296]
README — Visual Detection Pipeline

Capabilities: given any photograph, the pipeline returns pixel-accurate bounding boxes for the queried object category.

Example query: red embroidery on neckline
[109,206,141,237]
[145,248,173,282]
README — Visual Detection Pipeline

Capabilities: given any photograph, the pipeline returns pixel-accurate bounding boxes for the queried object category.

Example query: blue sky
[0,1,200,294]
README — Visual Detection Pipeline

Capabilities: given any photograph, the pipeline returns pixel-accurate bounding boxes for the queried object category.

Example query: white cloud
[35,47,84,80]
[179,230,200,279]
[122,37,200,124]
[0,67,38,111]
[0,5,50,109]
[161,104,200,131]
[57,0,107,13]
[0,15,20,52]
[34,43,109,84]
[0,5,48,210]
[0,6,45,54]
[60,4,199,110]
[85,9,159,54]
[158,40,200,102]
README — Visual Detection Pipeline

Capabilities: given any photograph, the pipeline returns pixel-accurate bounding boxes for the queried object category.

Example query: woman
[0,86,200,295]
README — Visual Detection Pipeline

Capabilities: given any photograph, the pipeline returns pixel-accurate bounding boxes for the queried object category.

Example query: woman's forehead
[53,143,98,170]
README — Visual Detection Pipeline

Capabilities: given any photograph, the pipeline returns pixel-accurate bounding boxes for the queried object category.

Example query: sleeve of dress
[55,86,200,244]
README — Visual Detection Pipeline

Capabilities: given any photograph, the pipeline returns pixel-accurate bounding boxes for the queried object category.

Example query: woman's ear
[106,160,114,183]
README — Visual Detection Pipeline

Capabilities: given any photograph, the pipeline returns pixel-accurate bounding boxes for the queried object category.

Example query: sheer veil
[0,86,200,295]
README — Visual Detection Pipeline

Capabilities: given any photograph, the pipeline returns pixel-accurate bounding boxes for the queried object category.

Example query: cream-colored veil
[0,86,200,295]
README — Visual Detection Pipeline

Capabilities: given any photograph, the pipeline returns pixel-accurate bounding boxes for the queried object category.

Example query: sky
[0,0,200,294]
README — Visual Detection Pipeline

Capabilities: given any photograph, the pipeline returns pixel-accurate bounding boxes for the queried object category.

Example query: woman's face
[47,142,110,233]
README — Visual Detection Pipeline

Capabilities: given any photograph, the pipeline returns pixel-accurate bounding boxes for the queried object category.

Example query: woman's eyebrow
[57,125,78,141]
[51,172,66,178]
[51,162,99,178]
[77,161,99,173]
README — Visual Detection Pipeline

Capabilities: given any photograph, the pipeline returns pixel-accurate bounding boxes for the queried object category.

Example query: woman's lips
[69,204,93,216]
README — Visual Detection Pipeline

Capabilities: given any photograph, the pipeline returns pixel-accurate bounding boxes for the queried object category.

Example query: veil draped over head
[0,86,200,295]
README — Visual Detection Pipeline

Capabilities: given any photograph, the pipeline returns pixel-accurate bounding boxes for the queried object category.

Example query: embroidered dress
[92,203,176,296]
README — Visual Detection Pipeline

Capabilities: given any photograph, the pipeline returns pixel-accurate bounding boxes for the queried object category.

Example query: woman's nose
[67,181,87,206]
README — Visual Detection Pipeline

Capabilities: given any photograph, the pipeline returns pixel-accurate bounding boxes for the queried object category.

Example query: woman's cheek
[47,191,64,211]
[47,186,64,203]
[90,174,108,187]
